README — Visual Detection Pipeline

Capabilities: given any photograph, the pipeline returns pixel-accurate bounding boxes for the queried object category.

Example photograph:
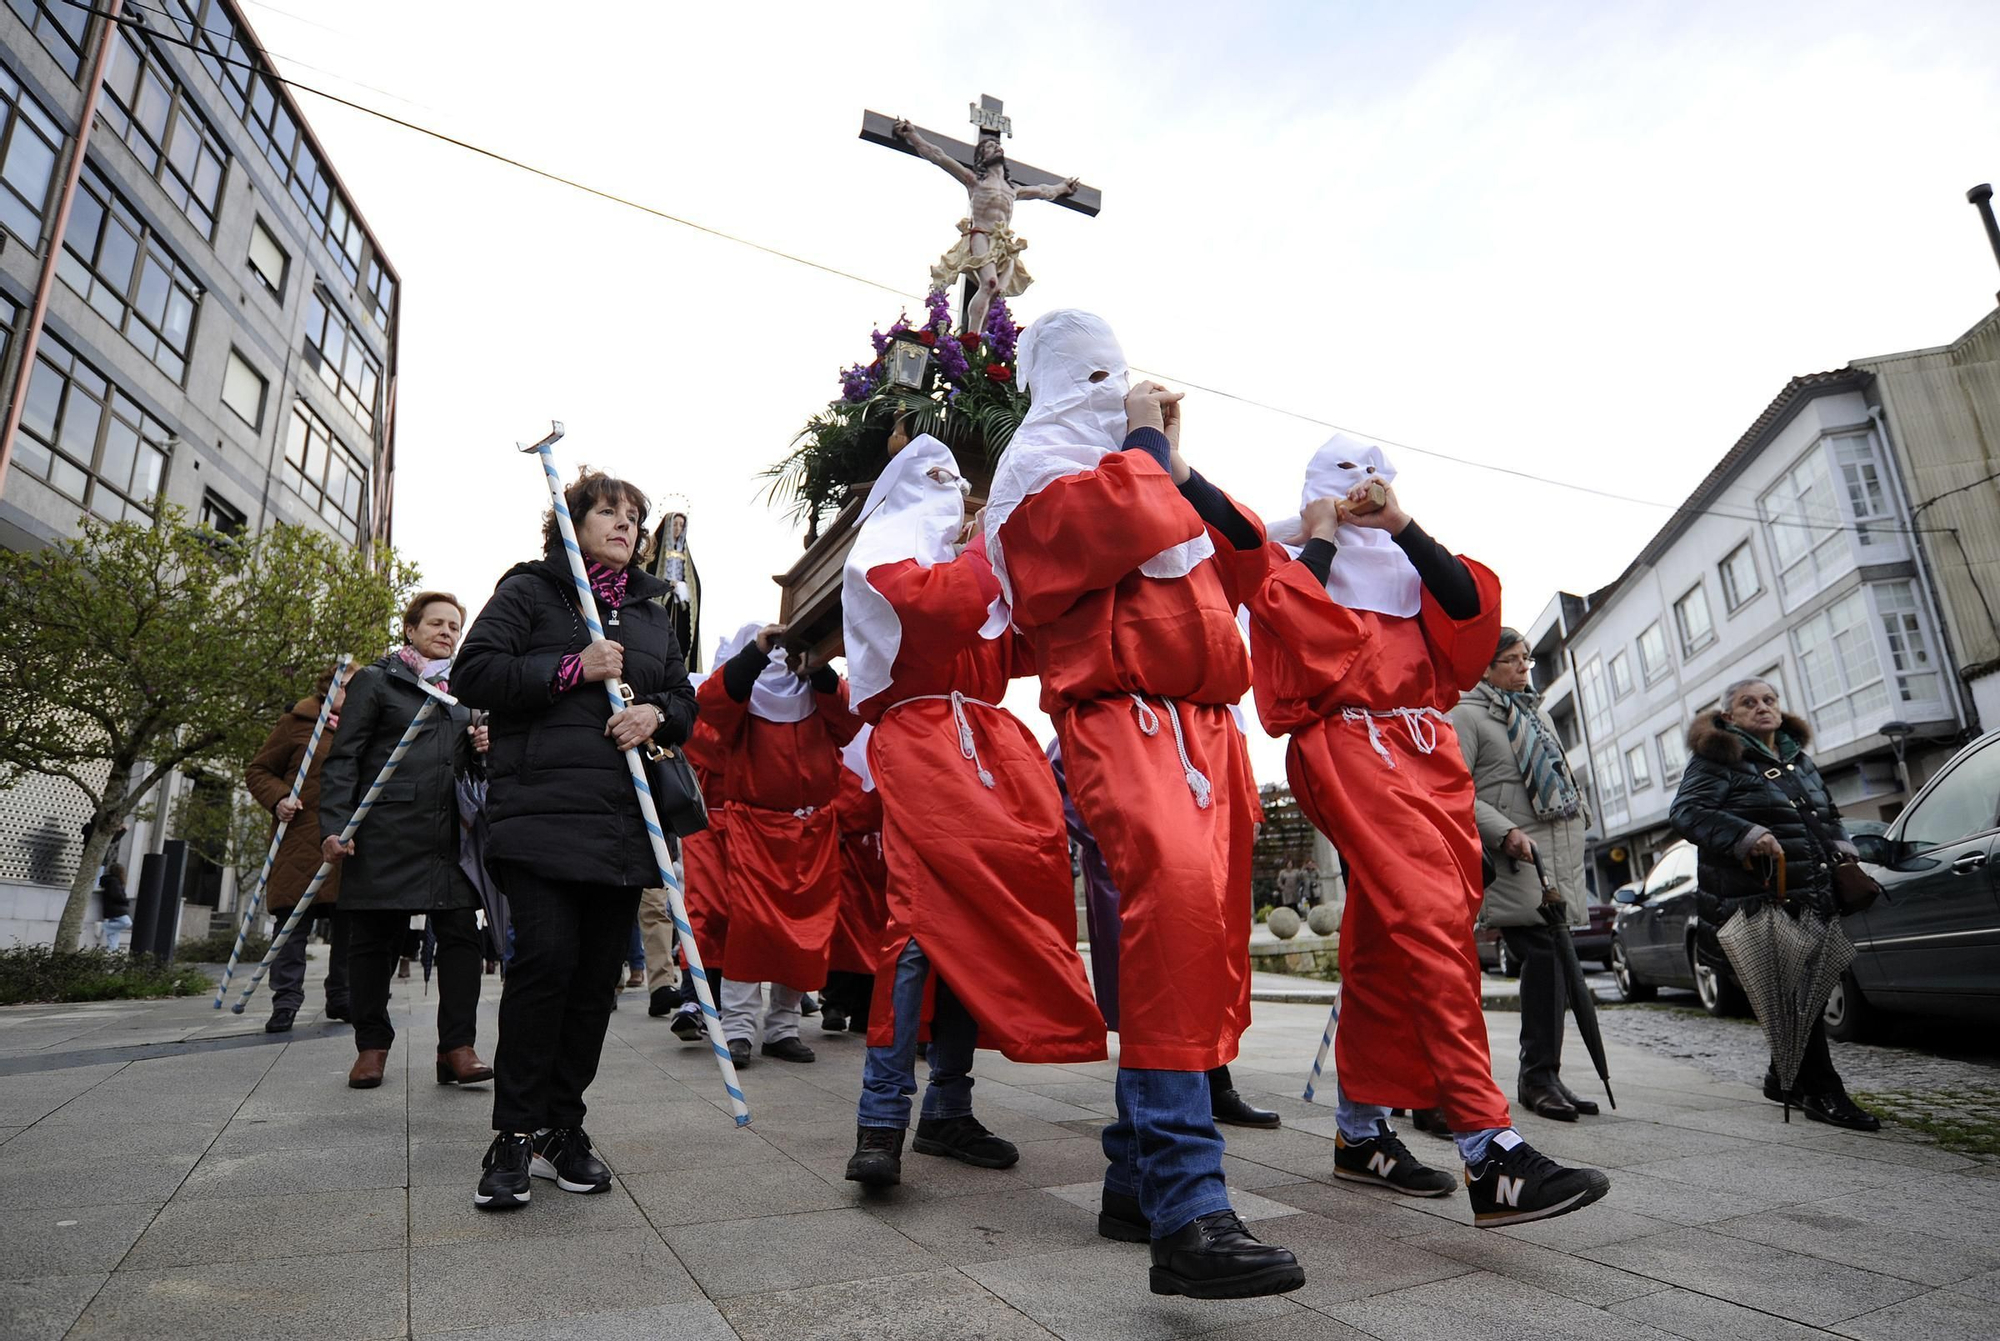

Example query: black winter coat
[1669,711,1848,911]
[318,655,477,913]
[451,555,697,888]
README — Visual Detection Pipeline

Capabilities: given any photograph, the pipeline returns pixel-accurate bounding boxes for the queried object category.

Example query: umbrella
[1532,847,1616,1111]
[1715,855,1854,1121]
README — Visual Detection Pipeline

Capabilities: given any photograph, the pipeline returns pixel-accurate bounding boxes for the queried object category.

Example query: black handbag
[643,739,709,838]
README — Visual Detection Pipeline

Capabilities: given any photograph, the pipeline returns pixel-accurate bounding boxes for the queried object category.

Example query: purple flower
[935,335,970,385]
[925,288,952,333]
[983,299,1018,363]
[870,328,889,355]
[839,363,876,403]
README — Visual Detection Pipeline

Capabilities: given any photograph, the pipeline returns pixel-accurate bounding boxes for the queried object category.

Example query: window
[1643,843,1696,897]
[6,0,90,79]
[1875,581,1942,707]
[1831,433,1894,548]
[1625,743,1652,792]
[363,255,396,330]
[1637,621,1670,683]
[1761,448,1848,602]
[247,217,288,298]
[57,165,202,382]
[1657,727,1687,785]
[198,488,245,537]
[1593,744,1625,808]
[0,65,63,246]
[12,331,172,522]
[1674,583,1714,657]
[303,284,381,433]
[1720,542,1761,612]
[1609,651,1634,699]
[221,350,267,429]
[1578,657,1609,733]
[97,30,229,237]
[1790,589,1888,740]
[283,402,367,542]
[1899,739,2000,852]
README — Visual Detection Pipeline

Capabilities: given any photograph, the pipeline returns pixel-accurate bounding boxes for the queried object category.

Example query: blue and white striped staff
[1301,993,1341,1104]
[214,655,353,1008]
[230,678,458,1014]
[520,422,749,1127]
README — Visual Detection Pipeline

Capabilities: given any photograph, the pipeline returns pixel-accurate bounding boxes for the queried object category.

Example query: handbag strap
[1754,759,1845,863]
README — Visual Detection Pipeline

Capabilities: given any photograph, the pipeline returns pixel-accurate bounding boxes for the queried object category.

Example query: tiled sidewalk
[1,961,1995,1340]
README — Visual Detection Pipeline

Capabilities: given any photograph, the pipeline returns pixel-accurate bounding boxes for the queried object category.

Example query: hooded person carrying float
[1243,434,1611,1226]
[693,620,860,1060]
[984,310,1302,1300]
[838,433,1106,1187]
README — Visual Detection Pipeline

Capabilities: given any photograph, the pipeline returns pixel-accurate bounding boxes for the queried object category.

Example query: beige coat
[1450,688,1589,929]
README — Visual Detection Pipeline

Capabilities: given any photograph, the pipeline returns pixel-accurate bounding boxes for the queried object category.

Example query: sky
[245,0,2000,785]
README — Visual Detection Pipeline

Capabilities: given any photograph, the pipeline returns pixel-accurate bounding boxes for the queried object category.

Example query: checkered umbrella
[1715,857,1855,1112]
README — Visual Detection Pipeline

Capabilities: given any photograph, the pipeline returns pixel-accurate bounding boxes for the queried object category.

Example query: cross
[859,95,1101,217]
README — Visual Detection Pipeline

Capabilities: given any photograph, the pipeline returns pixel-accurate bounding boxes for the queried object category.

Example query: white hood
[1265,434,1420,618]
[983,309,1214,605]
[713,620,816,723]
[839,722,875,792]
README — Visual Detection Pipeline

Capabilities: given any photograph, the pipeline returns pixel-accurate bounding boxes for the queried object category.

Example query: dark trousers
[347,907,480,1053]
[268,908,349,1014]
[491,864,641,1133]
[1500,924,1564,1093]
[822,969,875,1031]
[1792,1018,1840,1092]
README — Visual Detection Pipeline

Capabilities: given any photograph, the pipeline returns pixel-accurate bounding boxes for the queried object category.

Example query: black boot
[913,1114,1018,1169]
[1148,1210,1304,1299]
[1099,1186,1149,1242]
[845,1125,904,1187]
[1553,1078,1599,1116]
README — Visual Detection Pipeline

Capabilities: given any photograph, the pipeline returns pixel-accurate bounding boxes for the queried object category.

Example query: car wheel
[1691,947,1749,1017]
[1496,939,1518,979]
[1823,970,1871,1043]
[1611,940,1654,1002]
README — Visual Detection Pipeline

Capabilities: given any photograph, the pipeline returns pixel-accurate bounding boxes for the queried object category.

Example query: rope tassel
[1131,694,1212,808]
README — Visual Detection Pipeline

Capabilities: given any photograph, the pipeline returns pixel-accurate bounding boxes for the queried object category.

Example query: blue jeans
[1102,1068,1232,1238]
[857,938,976,1129]
[1333,1082,1506,1165]
[102,915,132,953]
[626,917,645,972]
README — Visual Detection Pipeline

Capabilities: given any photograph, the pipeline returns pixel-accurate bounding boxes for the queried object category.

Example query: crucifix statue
[860,96,1100,335]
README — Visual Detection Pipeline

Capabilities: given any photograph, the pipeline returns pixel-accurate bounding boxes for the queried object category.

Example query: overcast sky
[251,0,2000,784]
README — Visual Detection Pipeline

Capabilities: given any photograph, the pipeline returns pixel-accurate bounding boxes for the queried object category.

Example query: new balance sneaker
[474,1132,532,1210]
[845,1125,904,1187]
[1464,1137,1610,1227]
[530,1126,612,1194]
[670,1002,704,1042]
[1332,1122,1456,1197]
[912,1114,1019,1169]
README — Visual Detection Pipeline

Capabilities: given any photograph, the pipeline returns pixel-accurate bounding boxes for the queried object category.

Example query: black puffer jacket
[319,654,477,913]
[1669,711,1848,911]
[451,555,697,887]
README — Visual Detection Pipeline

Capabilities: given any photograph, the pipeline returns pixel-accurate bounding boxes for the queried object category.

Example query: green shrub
[177,929,273,964]
[0,945,214,1005]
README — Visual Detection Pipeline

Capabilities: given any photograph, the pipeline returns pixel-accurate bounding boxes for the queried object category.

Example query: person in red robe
[839,433,1106,1189]
[1245,435,1610,1228]
[985,311,1302,1300]
[694,622,859,1065]
[821,726,887,1034]
[666,671,731,1041]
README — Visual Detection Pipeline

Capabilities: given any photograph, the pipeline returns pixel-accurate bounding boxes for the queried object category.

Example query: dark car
[1608,839,1750,1016]
[1476,889,1617,977]
[1838,729,2000,1040]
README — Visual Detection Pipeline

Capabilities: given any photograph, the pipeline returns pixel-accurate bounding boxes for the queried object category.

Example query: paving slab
[1835,1289,2000,1340]
[0,1273,106,1341]
[0,1202,157,1281]
[1586,1226,1931,1327]
[408,1179,648,1245]
[123,1187,404,1268]
[719,1266,1060,1341]
[412,1300,740,1341]
[1400,1220,1671,1306]
[1608,1286,1835,1339]
[623,1159,853,1225]
[1328,1268,1689,1341]
[407,1228,700,1334]
[70,1246,407,1340]
[663,1206,942,1299]
[174,1136,407,1199]
[1709,1205,2000,1289]
[964,1243,1304,1341]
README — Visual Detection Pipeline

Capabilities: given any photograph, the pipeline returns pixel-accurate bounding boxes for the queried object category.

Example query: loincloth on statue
[930,217,1033,296]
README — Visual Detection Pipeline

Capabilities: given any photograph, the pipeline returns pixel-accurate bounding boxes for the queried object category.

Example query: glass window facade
[1636,621,1669,683]
[98,28,229,237]
[1609,651,1633,698]
[59,163,202,382]
[1674,583,1714,656]
[0,64,64,246]
[1762,447,1849,603]
[6,0,90,79]
[304,283,380,433]
[1790,589,1889,741]
[1720,542,1761,611]
[283,400,366,542]
[1625,743,1652,792]
[12,331,173,523]
[1875,581,1942,709]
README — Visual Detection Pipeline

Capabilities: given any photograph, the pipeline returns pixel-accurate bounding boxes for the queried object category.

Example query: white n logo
[1368,1152,1398,1178]
[1494,1175,1525,1208]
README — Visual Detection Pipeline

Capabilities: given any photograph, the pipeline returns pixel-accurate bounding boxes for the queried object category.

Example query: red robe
[997,450,1266,1071]
[825,767,888,976]
[1245,542,1508,1132]
[694,673,859,989]
[855,541,1106,1063]
[678,715,730,979]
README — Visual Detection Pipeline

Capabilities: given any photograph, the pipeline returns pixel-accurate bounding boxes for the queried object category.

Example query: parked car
[1476,888,1617,977]
[1608,839,1750,1017]
[1839,728,2000,1040]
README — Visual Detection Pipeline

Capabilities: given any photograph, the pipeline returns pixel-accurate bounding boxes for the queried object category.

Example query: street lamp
[1879,720,1914,799]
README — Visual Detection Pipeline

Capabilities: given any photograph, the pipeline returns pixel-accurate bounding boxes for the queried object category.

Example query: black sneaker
[913,1114,1019,1169]
[800,993,821,1016]
[761,1037,816,1063]
[1333,1122,1456,1197]
[1464,1138,1610,1227]
[670,1004,704,1042]
[264,1007,296,1034]
[648,986,676,1017]
[1800,1088,1881,1132]
[1099,1186,1150,1242]
[820,1005,849,1032]
[531,1126,612,1194]
[474,1133,532,1210]
[845,1125,904,1186]
[1149,1209,1305,1299]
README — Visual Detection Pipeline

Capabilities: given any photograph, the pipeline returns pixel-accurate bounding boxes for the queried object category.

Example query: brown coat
[243,697,341,911]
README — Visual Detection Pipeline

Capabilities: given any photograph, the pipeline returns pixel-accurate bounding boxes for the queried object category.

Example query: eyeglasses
[1492,654,1535,670]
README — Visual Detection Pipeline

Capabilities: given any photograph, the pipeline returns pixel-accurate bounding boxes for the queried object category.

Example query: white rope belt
[884,691,997,789]
[1129,694,1213,809]
[1340,706,1448,769]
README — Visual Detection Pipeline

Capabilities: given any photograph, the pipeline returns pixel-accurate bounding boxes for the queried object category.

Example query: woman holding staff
[454,468,698,1210]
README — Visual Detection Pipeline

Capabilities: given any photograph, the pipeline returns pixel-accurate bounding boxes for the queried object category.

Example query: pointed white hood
[1265,434,1420,618]
[713,620,816,723]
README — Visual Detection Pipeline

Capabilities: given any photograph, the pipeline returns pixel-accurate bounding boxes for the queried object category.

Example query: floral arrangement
[765,291,1029,539]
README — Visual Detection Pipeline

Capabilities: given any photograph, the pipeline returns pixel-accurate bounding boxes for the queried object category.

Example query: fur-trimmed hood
[1686,710,1813,764]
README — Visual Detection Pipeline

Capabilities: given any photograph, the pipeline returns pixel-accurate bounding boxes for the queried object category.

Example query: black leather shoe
[761,1037,816,1064]
[845,1125,904,1187]
[264,1007,295,1034]
[727,1038,751,1066]
[820,1005,849,1032]
[648,987,676,1017]
[1212,1087,1282,1129]
[1762,1068,1797,1106]
[1099,1187,1149,1242]
[913,1114,1018,1169]
[1520,1085,1579,1122]
[1553,1079,1599,1116]
[323,1001,350,1022]
[1149,1209,1304,1299]
[1409,1107,1451,1138]
[1800,1088,1881,1132]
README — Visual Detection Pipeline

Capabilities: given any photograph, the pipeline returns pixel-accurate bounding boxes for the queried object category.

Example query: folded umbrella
[1532,847,1615,1110]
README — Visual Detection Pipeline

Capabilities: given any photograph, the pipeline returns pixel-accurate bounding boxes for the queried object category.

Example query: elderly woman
[1451,628,1595,1123]
[1669,678,1880,1131]
[454,468,697,1211]
[320,594,488,1091]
